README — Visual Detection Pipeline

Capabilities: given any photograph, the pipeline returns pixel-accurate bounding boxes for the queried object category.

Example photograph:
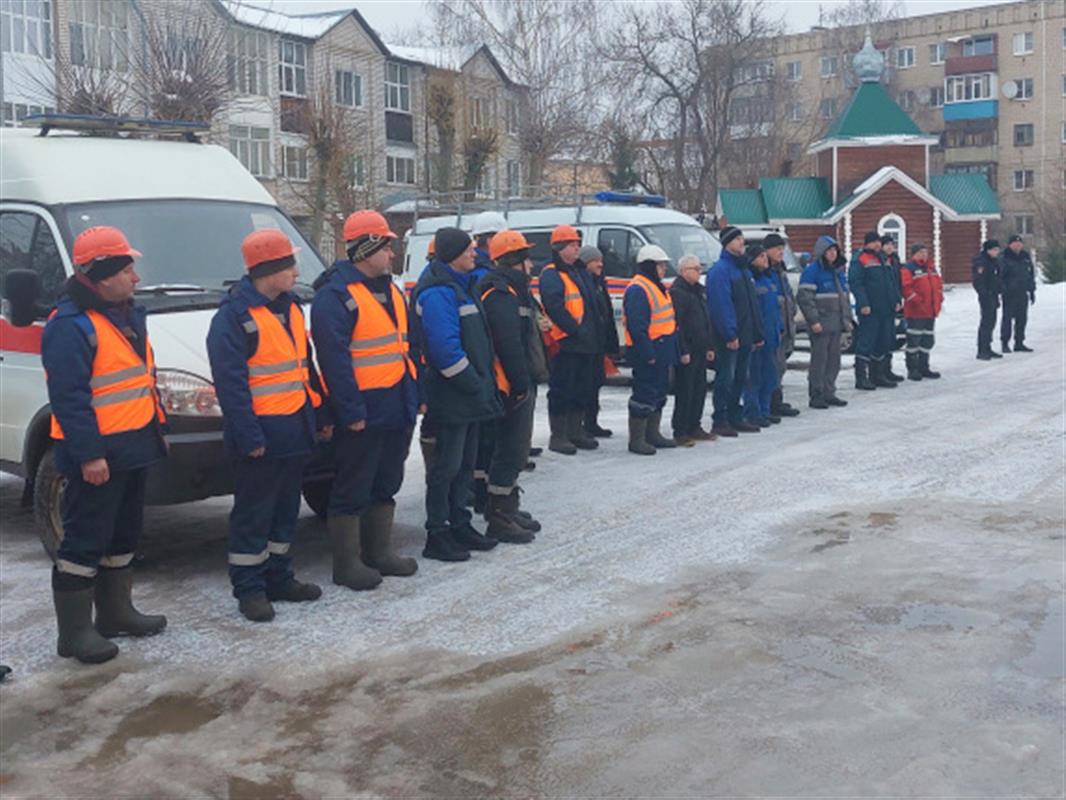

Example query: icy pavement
[0,284,1063,797]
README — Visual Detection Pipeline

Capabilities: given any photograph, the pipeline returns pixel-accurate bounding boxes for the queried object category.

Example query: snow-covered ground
[0,283,1062,797]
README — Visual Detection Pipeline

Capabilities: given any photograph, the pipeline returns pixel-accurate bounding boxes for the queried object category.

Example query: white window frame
[470,96,487,129]
[788,102,803,122]
[786,61,801,81]
[930,86,945,108]
[928,42,945,65]
[896,47,915,69]
[351,154,365,188]
[945,73,993,103]
[334,69,362,108]
[1012,31,1034,55]
[962,36,994,57]
[506,159,521,196]
[2,101,56,127]
[820,55,838,78]
[280,144,308,181]
[385,62,410,112]
[1062,74,1066,96]
[227,28,270,96]
[504,99,518,134]
[1062,121,1066,144]
[1013,123,1034,147]
[1014,77,1034,100]
[68,0,129,72]
[818,97,837,119]
[279,39,307,97]
[877,214,905,257]
[1013,215,1033,236]
[229,125,271,178]
[476,163,493,199]
[385,154,415,185]
[1012,169,1034,191]
[898,90,915,111]
[1,0,52,58]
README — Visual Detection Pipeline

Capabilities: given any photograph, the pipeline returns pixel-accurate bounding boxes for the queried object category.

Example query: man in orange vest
[623,245,685,454]
[538,224,600,454]
[207,229,331,622]
[42,226,168,664]
[311,211,420,587]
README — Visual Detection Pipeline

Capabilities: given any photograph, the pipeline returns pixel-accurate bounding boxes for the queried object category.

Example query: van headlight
[155,369,221,417]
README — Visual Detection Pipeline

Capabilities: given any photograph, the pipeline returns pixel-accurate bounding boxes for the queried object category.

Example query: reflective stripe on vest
[50,309,164,440]
[623,274,677,347]
[347,282,417,390]
[245,304,322,416]
[479,284,515,396]
[542,266,584,342]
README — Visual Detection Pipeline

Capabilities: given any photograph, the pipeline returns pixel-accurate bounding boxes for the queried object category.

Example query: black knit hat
[880,234,896,246]
[85,255,134,282]
[762,233,785,249]
[745,244,766,264]
[909,242,928,256]
[982,239,1000,252]
[434,227,472,264]
[719,226,743,248]
[1008,234,1023,245]
[864,231,881,245]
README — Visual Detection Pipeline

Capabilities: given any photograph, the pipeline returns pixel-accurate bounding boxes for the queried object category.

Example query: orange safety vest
[50,310,165,439]
[623,274,677,346]
[479,284,516,396]
[347,282,417,390]
[542,265,584,342]
[244,304,322,416]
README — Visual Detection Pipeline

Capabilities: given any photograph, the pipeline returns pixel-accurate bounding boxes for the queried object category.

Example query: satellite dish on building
[1002,80,1018,99]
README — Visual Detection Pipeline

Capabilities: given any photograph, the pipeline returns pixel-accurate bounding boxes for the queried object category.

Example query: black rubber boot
[871,360,897,388]
[585,408,613,438]
[508,487,541,532]
[919,352,941,379]
[361,502,418,576]
[548,414,577,455]
[450,522,498,551]
[238,592,275,622]
[855,360,876,390]
[645,410,676,448]
[884,354,905,382]
[976,350,992,361]
[328,515,382,590]
[1014,343,1033,353]
[628,415,656,455]
[826,395,848,407]
[1001,341,1012,353]
[54,576,119,664]
[809,396,829,409]
[266,579,322,602]
[94,567,167,638]
[906,352,923,381]
[567,412,599,450]
[485,494,535,544]
[423,529,471,562]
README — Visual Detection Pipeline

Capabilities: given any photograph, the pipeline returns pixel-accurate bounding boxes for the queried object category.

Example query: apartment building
[729,0,1064,252]
[0,0,527,253]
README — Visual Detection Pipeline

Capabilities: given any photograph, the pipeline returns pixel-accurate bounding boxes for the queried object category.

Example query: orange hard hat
[72,226,141,267]
[489,229,531,262]
[343,210,397,243]
[427,238,436,257]
[550,224,581,245]
[242,229,300,271]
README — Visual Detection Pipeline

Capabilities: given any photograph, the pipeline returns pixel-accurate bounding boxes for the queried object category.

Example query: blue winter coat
[310,260,419,432]
[705,249,764,347]
[42,280,167,477]
[622,280,682,367]
[207,276,327,459]
[752,269,783,350]
[848,247,899,315]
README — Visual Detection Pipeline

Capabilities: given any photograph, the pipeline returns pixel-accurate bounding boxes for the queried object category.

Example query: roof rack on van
[22,113,210,142]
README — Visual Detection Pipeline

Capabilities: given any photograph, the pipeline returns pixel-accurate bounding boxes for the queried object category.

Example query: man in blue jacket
[848,232,900,390]
[706,226,765,437]
[311,211,421,588]
[42,226,168,664]
[207,229,330,621]
[742,245,783,426]
[410,227,503,562]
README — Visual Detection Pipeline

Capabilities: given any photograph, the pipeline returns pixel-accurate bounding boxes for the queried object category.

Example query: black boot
[871,360,897,388]
[422,529,470,562]
[361,502,418,577]
[548,414,577,455]
[854,360,876,390]
[94,567,167,638]
[628,415,656,455]
[976,350,992,361]
[884,354,904,382]
[508,487,541,532]
[1001,341,1012,353]
[585,408,613,438]
[906,352,923,381]
[450,521,499,551]
[53,571,119,664]
[567,412,599,450]
[825,395,848,407]
[485,493,535,544]
[919,352,941,379]
[808,395,829,409]
[328,515,383,590]
[1014,343,1033,353]
[266,578,322,602]
[238,592,275,622]
[645,409,676,448]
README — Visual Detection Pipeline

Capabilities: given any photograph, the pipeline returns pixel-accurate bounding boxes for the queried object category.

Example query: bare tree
[462,128,498,199]
[426,79,458,193]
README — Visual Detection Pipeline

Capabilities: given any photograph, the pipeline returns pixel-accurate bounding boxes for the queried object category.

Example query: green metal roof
[718,188,768,225]
[758,177,832,219]
[824,81,923,139]
[929,173,1000,215]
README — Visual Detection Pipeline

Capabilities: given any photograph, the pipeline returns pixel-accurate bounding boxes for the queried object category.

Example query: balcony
[943,100,998,122]
[945,53,997,76]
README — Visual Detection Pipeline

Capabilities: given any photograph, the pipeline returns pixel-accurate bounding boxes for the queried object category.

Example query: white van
[0,119,332,556]
[401,198,723,348]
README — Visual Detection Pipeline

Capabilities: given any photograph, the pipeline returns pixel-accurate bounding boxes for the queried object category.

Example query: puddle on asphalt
[867,512,898,528]
[89,693,224,765]
[898,603,990,631]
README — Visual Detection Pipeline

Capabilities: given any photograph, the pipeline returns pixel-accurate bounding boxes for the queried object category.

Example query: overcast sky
[260,0,1010,41]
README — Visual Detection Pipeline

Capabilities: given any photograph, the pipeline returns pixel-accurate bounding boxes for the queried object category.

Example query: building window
[280,145,308,180]
[229,125,270,177]
[877,214,905,256]
[945,73,993,103]
[1013,123,1034,146]
[335,69,362,108]
[350,154,365,188]
[895,47,914,69]
[386,155,415,185]
[930,86,945,107]
[786,61,801,81]
[279,39,307,97]
[962,35,994,57]
[1012,77,1034,100]
[1012,169,1034,191]
[227,28,270,96]
[788,102,803,122]
[504,99,518,134]
[1,0,52,58]
[476,164,493,199]
[69,0,129,71]
[1012,31,1034,55]
[898,90,915,111]
[928,42,946,65]
[385,62,410,112]
[1013,215,1033,236]
[820,55,838,78]
[732,60,774,85]
[470,97,487,129]
[506,160,521,196]
[818,97,837,119]
[2,101,55,126]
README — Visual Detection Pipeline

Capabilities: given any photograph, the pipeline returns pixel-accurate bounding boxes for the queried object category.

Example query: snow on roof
[384,44,477,70]
[220,1,350,38]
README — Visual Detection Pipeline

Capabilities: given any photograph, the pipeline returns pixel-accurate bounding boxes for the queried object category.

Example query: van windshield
[61,199,327,295]
[637,224,722,269]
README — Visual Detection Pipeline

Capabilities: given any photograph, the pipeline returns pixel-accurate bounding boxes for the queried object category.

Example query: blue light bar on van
[594,191,667,207]
[22,113,210,139]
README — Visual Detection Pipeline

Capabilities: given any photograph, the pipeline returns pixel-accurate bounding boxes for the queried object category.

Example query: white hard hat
[471,211,508,236]
[637,243,671,263]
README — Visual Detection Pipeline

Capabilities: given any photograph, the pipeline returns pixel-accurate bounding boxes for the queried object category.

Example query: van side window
[523,230,552,275]
[0,212,67,309]
[597,228,638,278]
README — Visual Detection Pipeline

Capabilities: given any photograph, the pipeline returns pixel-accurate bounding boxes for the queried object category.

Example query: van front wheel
[32,447,66,561]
